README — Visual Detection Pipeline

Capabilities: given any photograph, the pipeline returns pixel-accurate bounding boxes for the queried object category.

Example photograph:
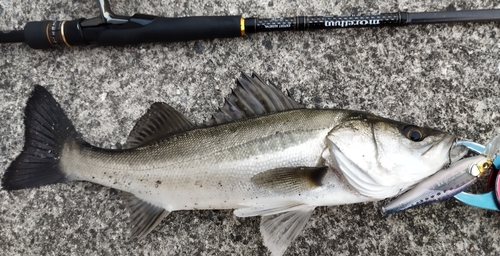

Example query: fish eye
[402,126,424,142]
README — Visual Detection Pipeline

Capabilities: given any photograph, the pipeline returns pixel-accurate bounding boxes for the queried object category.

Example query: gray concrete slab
[1,0,500,255]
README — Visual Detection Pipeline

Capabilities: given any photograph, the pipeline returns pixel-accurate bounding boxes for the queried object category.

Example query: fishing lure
[383,136,500,214]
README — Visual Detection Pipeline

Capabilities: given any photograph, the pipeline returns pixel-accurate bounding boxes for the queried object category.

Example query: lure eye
[403,126,424,142]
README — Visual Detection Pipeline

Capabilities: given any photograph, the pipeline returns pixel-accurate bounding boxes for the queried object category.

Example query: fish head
[327,111,468,199]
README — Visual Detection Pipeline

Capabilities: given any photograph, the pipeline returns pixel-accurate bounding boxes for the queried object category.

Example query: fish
[1,73,468,256]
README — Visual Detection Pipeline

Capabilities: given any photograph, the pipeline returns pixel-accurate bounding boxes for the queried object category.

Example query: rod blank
[0,30,24,44]
[406,9,500,24]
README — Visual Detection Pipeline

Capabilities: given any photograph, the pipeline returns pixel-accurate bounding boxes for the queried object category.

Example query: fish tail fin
[2,85,79,191]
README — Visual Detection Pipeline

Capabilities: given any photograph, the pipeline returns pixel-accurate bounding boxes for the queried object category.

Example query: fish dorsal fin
[260,206,315,256]
[125,102,194,148]
[208,73,303,125]
[127,195,170,240]
[251,166,328,194]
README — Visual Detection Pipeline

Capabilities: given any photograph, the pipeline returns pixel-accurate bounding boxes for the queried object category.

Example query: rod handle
[23,20,87,49]
[91,15,243,46]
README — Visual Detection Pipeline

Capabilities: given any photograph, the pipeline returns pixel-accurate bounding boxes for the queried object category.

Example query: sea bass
[2,73,467,256]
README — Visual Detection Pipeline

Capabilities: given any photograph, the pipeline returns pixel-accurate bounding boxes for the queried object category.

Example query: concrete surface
[1,0,500,255]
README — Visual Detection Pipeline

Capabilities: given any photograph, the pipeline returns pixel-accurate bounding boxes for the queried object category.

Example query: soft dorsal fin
[208,73,302,125]
[125,102,194,149]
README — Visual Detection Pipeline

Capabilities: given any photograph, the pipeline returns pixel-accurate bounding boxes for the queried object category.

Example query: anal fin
[128,195,170,239]
[260,206,315,256]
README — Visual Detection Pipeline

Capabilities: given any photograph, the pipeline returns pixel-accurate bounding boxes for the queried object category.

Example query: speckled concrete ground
[1,0,500,255]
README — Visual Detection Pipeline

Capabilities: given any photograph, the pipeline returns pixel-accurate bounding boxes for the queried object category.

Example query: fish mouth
[383,152,483,215]
[448,136,469,164]
[421,135,467,166]
[381,135,471,215]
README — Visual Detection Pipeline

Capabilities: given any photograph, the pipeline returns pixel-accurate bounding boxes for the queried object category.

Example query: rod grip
[94,15,243,46]
[24,20,87,49]
[24,21,53,49]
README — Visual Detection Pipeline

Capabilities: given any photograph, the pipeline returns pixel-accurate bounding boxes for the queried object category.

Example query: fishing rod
[1,0,500,49]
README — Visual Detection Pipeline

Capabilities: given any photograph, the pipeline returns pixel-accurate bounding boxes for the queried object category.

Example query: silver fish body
[64,109,364,211]
[2,73,468,256]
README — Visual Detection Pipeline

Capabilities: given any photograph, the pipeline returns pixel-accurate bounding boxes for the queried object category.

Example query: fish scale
[64,110,337,207]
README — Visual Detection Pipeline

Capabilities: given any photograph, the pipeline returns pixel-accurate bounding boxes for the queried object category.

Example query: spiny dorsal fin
[251,166,328,195]
[125,102,194,149]
[208,73,302,125]
[127,195,170,240]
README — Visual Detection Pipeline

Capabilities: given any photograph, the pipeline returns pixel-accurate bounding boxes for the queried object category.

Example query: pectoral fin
[251,166,328,194]
[260,206,315,256]
[127,195,170,239]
